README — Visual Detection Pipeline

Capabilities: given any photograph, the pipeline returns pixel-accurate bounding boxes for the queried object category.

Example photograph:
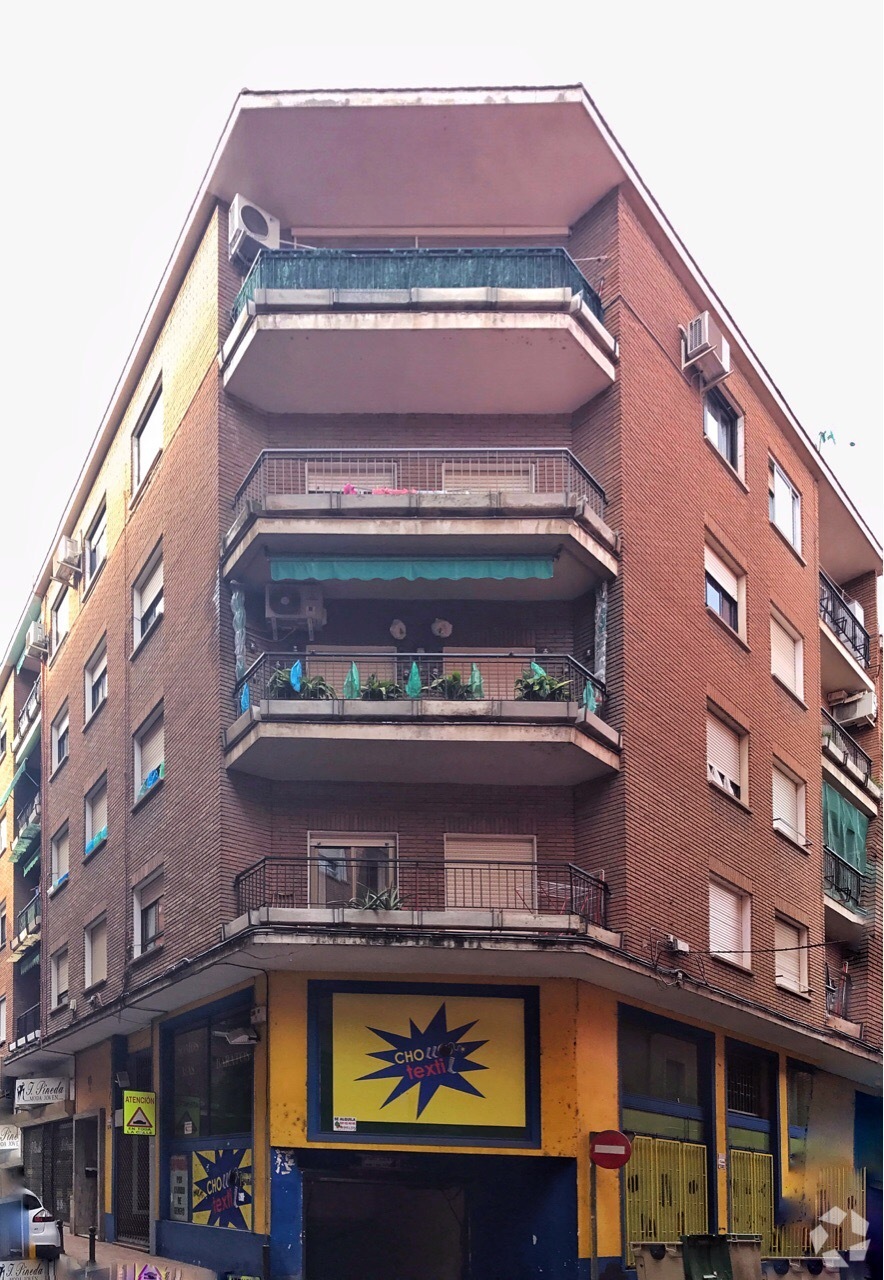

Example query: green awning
[21,848,40,877]
[270,557,555,583]
[18,946,40,976]
[0,760,27,811]
[823,783,869,872]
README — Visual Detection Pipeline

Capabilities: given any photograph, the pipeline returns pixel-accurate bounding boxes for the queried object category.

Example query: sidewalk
[57,1235,217,1280]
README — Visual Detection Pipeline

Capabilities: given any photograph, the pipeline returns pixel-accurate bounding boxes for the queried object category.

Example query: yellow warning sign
[123,1090,157,1136]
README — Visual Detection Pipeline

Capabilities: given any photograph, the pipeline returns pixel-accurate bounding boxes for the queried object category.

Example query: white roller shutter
[90,784,108,835]
[775,918,801,990]
[139,716,164,781]
[770,616,799,691]
[709,881,745,962]
[305,461,398,493]
[704,545,739,601]
[444,835,536,910]
[441,463,534,493]
[707,714,741,793]
[772,767,800,836]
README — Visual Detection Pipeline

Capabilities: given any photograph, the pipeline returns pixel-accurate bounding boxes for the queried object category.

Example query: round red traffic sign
[589,1130,632,1169]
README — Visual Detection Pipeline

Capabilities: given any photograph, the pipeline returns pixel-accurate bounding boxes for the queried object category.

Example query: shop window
[786,1062,814,1171]
[618,1010,710,1144]
[726,1044,773,1153]
[171,1008,254,1139]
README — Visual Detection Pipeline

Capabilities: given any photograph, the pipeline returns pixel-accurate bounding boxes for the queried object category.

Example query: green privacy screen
[823,783,869,871]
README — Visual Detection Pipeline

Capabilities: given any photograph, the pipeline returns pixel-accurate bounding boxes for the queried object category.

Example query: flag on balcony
[343,662,360,699]
[470,663,484,699]
[582,681,597,714]
[405,662,422,698]
[290,659,302,694]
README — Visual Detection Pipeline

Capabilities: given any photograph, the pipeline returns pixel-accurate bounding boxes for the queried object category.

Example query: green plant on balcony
[349,885,402,911]
[360,673,403,700]
[515,662,571,702]
[296,674,337,700]
[267,667,298,699]
[425,670,474,700]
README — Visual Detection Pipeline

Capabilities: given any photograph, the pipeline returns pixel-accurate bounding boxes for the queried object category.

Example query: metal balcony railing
[232,446,607,521]
[14,796,41,841]
[235,651,605,719]
[232,246,604,323]
[16,679,41,739]
[823,847,865,913]
[819,573,871,667]
[13,895,41,942]
[825,968,852,1021]
[821,709,873,780]
[15,1003,40,1042]
[235,856,609,928]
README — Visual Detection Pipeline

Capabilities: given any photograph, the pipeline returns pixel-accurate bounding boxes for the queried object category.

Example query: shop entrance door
[303,1176,466,1280]
[73,1115,100,1237]
[115,1050,151,1246]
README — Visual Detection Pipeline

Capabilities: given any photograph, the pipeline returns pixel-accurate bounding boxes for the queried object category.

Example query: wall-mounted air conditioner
[229,194,281,270]
[264,585,327,641]
[831,691,878,729]
[24,621,48,661]
[683,311,731,383]
[52,535,81,583]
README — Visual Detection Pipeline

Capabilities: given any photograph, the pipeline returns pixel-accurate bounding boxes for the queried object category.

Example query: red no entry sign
[589,1130,632,1169]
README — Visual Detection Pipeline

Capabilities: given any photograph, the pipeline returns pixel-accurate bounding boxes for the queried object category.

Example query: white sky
[1,1,881,649]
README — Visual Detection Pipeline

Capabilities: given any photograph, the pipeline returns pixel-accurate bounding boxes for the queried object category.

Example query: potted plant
[267,666,298,699]
[360,673,403,701]
[425,670,474,701]
[515,663,571,702]
[349,885,403,911]
[295,674,337,700]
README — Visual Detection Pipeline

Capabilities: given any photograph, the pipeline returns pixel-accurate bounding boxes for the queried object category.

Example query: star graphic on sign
[358,1003,489,1116]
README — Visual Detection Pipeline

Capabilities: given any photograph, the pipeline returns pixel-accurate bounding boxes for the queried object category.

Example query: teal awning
[21,848,40,877]
[823,782,869,872]
[270,557,555,583]
[18,946,40,976]
[0,760,27,811]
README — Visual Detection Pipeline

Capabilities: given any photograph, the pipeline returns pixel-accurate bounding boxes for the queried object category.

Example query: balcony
[224,651,620,785]
[226,855,610,941]
[10,895,41,953]
[223,447,618,595]
[823,847,867,945]
[821,710,880,812]
[819,573,873,694]
[221,248,617,415]
[11,796,41,863]
[12,1003,41,1049]
[11,678,41,757]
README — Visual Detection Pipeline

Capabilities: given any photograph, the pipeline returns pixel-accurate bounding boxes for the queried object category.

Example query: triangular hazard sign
[128,1107,152,1128]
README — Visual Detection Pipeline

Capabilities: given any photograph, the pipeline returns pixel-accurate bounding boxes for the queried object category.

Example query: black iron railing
[14,896,41,940]
[823,847,865,913]
[16,679,40,739]
[232,246,604,323]
[14,796,41,840]
[825,968,852,1020]
[15,1003,40,1041]
[235,651,605,718]
[819,573,870,667]
[235,856,609,928]
[821,710,873,780]
[233,446,607,520]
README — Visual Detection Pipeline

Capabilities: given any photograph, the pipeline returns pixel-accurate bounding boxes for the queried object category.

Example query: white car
[12,1188,63,1259]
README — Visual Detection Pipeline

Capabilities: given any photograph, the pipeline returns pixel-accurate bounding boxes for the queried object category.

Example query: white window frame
[0,812,6,853]
[85,637,108,721]
[51,947,69,1008]
[51,705,70,771]
[0,996,6,1043]
[772,761,807,847]
[307,832,397,907]
[133,870,164,957]
[703,388,744,475]
[50,823,70,888]
[132,384,163,491]
[84,914,108,988]
[770,609,804,699]
[51,586,70,654]
[709,878,751,970]
[133,547,164,646]
[769,457,802,551]
[85,775,108,855]
[774,914,809,995]
[706,707,747,803]
[704,541,745,639]
[0,901,6,949]
[133,705,165,802]
[84,500,108,586]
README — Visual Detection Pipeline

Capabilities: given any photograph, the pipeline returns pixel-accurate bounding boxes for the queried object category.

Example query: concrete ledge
[223,904,617,939]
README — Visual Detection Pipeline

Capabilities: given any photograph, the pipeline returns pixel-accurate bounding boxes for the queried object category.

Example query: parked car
[0,1188,63,1258]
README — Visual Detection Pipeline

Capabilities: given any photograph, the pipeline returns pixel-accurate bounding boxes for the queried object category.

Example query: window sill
[773,823,810,854]
[775,981,812,1002]
[130,942,164,967]
[49,756,70,782]
[708,780,751,814]
[706,607,750,652]
[48,875,70,898]
[83,978,107,997]
[84,833,108,860]
[771,675,807,709]
[130,613,163,660]
[81,558,107,605]
[84,696,108,733]
[710,953,753,976]
[769,520,805,565]
[703,435,749,491]
[132,775,164,813]
[50,1002,69,1018]
[129,450,163,512]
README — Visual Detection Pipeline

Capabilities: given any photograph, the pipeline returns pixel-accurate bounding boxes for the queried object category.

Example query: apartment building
[0,86,879,1278]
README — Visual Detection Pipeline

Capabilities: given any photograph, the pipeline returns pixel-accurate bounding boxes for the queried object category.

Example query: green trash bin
[681,1233,763,1280]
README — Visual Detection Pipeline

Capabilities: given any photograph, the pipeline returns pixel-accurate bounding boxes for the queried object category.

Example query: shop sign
[0,1124,21,1150]
[192,1148,253,1231]
[123,1090,157,1136]
[170,1154,189,1222]
[309,981,540,1145]
[13,1078,68,1108]
[0,1262,49,1280]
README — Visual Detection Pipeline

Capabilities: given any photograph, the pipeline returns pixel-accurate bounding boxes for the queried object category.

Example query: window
[309,834,397,907]
[134,707,164,801]
[704,544,741,633]
[85,502,107,585]
[133,871,164,956]
[133,549,163,644]
[726,1045,773,1153]
[769,458,801,550]
[51,948,69,1008]
[707,710,745,801]
[85,639,108,719]
[51,587,70,653]
[85,915,108,988]
[51,824,70,887]
[787,1063,814,1170]
[772,762,806,845]
[704,389,741,471]
[133,385,163,489]
[0,996,5,1043]
[0,901,6,948]
[0,725,6,759]
[444,834,537,909]
[0,813,6,853]
[172,1006,254,1138]
[619,1015,706,1142]
[770,610,803,698]
[51,706,70,771]
[775,915,809,994]
[85,776,108,855]
[709,879,750,968]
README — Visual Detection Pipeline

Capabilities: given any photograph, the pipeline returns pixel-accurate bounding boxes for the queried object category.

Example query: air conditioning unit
[265,585,327,628]
[52,535,81,583]
[229,194,281,270]
[683,311,731,383]
[24,621,48,660]
[845,596,865,627]
[830,690,878,729]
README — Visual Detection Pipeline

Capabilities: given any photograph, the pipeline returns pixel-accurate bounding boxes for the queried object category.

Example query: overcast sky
[1,1,881,649]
